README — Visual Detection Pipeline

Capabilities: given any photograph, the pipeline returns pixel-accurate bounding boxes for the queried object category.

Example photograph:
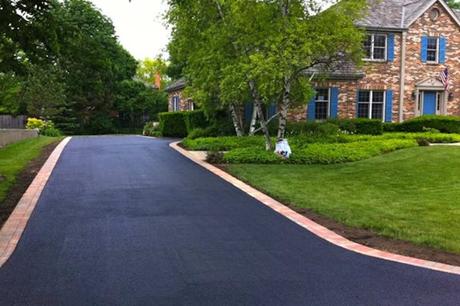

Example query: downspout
[399,31,407,122]
[399,5,407,122]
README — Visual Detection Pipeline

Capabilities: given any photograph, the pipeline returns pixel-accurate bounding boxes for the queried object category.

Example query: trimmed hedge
[397,115,460,133]
[158,110,208,137]
[158,112,188,137]
[330,118,383,135]
[182,136,266,151]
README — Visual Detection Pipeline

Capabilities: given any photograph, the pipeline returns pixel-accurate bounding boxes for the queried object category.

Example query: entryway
[422,91,438,115]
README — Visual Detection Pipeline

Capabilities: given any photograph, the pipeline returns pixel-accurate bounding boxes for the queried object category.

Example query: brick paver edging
[169,141,460,276]
[0,137,71,268]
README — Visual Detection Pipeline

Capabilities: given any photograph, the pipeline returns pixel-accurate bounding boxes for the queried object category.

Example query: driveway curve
[0,136,459,305]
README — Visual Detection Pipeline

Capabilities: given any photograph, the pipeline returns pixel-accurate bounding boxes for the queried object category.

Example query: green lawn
[0,136,60,202]
[227,146,460,254]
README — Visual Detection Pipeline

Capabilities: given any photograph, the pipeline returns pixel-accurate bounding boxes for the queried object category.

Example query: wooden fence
[0,115,27,129]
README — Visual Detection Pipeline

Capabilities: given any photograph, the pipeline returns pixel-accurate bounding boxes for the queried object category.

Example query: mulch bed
[0,141,60,228]
[216,164,460,267]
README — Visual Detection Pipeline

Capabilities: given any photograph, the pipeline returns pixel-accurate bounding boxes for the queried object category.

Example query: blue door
[423,91,437,115]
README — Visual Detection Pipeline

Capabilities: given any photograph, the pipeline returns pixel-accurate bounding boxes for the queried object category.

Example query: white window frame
[188,99,194,111]
[364,33,387,62]
[357,90,386,121]
[314,88,331,120]
[426,36,439,64]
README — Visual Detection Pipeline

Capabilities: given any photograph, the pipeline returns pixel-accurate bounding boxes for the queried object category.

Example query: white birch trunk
[229,104,244,137]
[277,77,291,140]
[248,104,258,135]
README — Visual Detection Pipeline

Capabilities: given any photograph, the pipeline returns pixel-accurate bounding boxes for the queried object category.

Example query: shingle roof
[165,78,187,92]
[357,0,460,30]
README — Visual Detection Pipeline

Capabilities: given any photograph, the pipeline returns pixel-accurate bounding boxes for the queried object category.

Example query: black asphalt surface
[0,136,459,305]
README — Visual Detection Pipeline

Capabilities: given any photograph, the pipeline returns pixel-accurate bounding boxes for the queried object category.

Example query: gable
[404,0,460,29]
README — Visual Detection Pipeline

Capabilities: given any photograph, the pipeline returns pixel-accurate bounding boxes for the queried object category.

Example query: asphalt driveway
[0,136,459,305]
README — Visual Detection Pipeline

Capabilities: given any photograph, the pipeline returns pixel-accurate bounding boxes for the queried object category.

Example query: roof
[304,60,365,80]
[165,78,187,92]
[356,0,460,30]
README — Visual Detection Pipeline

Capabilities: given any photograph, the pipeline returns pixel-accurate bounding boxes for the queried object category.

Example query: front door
[423,91,437,115]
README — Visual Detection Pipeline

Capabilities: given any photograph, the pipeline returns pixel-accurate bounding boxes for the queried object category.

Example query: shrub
[187,127,219,139]
[397,115,460,133]
[223,139,416,164]
[143,121,160,136]
[383,122,400,132]
[182,136,266,151]
[416,138,431,146]
[158,112,188,137]
[26,118,61,136]
[286,121,340,137]
[206,151,225,164]
[223,148,284,164]
[183,110,208,133]
[333,118,383,135]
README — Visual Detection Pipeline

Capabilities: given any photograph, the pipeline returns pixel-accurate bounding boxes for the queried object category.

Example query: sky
[89,0,170,60]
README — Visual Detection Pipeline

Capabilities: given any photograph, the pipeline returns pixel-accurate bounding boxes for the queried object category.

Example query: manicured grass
[227,146,460,254]
[0,136,60,202]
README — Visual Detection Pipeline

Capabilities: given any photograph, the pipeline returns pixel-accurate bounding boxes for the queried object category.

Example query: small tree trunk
[248,104,258,135]
[229,104,244,137]
[249,80,273,150]
[277,77,291,140]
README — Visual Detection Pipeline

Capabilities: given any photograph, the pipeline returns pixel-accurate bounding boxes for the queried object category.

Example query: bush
[26,118,61,136]
[223,148,284,164]
[206,151,225,164]
[223,139,416,164]
[416,138,431,146]
[143,121,160,136]
[286,121,340,137]
[383,122,400,132]
[182,136,266,151]
[183,110,208,133]
[158,112,188,137]
[332,118,383,135]
[397,115,460,133]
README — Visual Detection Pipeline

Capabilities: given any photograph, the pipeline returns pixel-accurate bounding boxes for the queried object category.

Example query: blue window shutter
[307,97,316,121]
[267,103,277,119]
[421,36,427,63]
[244,103,252,123]
[387,33,395,62]
[330,87,339,119]
[439,36,446,64]
[385,90,393,122]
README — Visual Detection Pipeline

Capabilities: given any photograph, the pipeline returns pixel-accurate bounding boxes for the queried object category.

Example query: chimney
[154,72,162,89]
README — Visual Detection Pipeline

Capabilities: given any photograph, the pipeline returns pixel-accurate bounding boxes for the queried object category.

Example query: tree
[167,0,365,150]
[0,73,24,115]
[48,0,138,133]
[136,57,169,89]
[0,0,57,74]
[115,80,168,129]
[22,65,66,119]
[446,0,460,9]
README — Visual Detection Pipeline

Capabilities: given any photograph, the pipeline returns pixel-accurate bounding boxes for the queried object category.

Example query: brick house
[290,0,460,123]
[165,78,196,112]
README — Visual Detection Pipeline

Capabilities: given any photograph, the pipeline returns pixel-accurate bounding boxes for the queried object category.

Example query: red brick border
[170,141,460,276]
[0,137,71,267]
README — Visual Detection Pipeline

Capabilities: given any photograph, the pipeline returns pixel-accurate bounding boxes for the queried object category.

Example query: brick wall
[167,89,193,112]
[288,2,460,122]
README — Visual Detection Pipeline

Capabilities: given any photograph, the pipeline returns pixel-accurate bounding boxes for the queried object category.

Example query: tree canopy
[0,0,167,134]
[167,0,366,148]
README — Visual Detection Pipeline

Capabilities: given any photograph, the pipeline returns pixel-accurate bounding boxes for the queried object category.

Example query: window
[188,100,194,111]
[315,89,330,120]
[172,96,180,111]
[427,37,438,62]
[364,33,386,61]
[357,90,385,120]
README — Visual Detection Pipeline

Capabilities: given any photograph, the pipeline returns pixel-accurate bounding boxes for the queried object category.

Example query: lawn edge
[169,140,460,276]
[0,137,72,268]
